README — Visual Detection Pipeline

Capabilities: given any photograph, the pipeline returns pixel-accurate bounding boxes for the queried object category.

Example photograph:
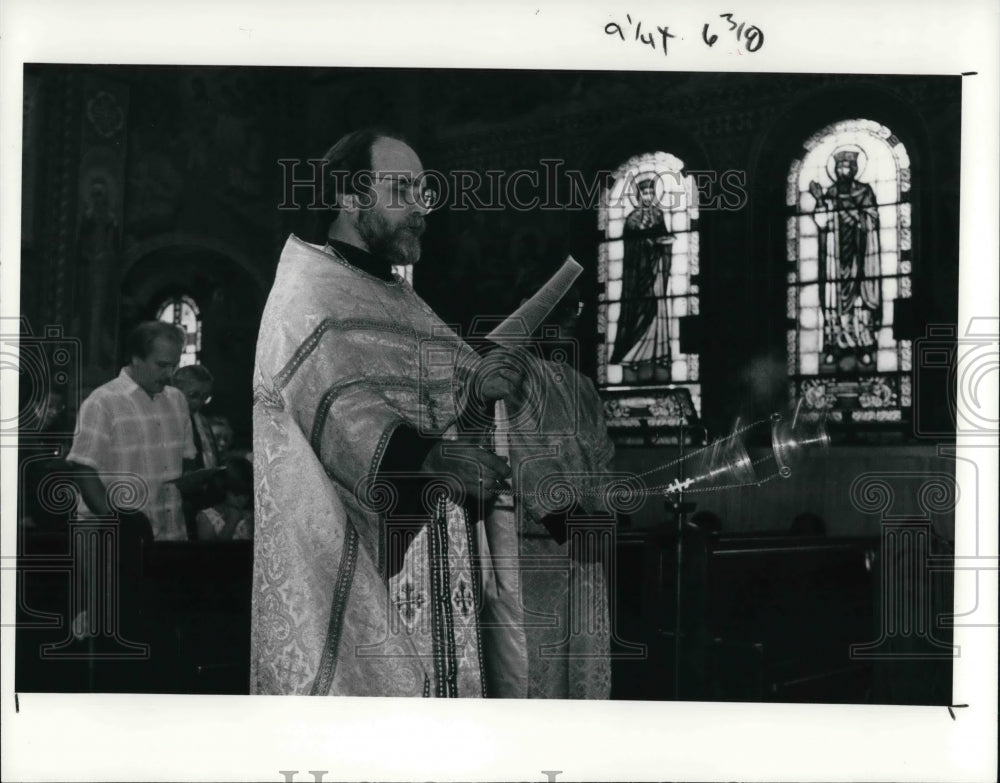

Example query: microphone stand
[665,418,704,700]
[670,422,687,700]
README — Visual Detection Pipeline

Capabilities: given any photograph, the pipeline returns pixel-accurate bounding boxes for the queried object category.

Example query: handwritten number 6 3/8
[703,13,764,52]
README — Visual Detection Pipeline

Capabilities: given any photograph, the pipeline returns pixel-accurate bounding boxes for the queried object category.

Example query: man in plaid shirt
[68,321,197,541]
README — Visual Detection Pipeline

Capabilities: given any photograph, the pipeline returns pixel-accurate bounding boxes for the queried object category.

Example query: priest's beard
[357,208,424,266]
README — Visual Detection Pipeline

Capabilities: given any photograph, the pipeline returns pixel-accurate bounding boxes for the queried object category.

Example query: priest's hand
[468,347,528,405]
[420,439,511,502]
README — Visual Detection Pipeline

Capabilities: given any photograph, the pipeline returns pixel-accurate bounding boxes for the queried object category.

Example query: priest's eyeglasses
[375,174,440,212]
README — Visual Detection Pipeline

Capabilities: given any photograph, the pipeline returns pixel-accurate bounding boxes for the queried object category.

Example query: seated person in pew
[170,364,223,538]
[209,414,234,456]
[209,414,253,463]
[196,456,254,541]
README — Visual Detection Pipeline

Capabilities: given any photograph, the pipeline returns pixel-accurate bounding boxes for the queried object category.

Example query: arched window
[787,119,913,425]
[156,294,202,367]
[597,151,701,442]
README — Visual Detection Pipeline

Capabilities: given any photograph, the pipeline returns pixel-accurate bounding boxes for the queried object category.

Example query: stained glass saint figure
[808,145,882,370]
[610,173,675,382]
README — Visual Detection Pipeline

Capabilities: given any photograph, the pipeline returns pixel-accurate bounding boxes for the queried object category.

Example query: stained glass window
[597,152,701,441]
[156,294,202,367]
[787,119,913,425]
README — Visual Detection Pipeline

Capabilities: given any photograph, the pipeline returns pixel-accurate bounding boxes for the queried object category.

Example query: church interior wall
[19,65,961,532]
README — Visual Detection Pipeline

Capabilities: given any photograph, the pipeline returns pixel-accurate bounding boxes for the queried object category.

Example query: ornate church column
[75,75,129,384]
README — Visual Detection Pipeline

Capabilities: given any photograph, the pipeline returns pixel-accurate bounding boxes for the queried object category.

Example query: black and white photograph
[2,2,997,781]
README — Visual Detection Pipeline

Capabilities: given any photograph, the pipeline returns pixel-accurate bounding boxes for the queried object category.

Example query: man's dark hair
[690,509,723,534]
[790,512,826,536]
[125,321,185,361]
[172,363,214,386]
[321,126,409,215]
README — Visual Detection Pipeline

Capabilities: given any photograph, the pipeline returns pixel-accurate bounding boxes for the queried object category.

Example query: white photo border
[2,1,997,781]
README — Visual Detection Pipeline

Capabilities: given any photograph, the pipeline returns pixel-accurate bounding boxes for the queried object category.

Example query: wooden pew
[691,532,878,702]
[14,529,253,694]
[611,527,880,702]
[140,541,253,693]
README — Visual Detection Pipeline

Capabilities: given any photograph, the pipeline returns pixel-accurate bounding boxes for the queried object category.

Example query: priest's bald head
[322,129,433,266]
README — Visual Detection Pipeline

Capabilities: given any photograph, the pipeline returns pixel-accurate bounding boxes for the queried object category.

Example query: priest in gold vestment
[251,130,615,697]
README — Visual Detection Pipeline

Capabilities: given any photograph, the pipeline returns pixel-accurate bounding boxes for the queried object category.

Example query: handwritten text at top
[604,12,765,56]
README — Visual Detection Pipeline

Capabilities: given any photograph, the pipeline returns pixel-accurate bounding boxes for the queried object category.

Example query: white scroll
[485,256,583,346]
